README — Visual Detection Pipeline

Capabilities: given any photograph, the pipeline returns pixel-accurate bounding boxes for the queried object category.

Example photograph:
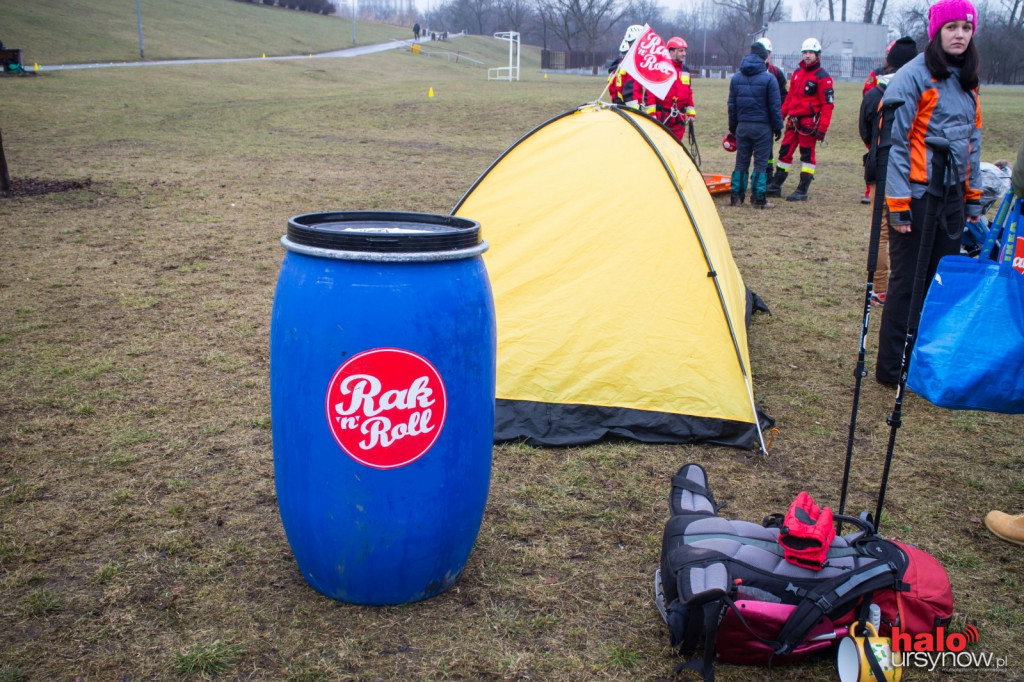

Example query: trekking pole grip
[866,99,905,274]
[876,99,904,150]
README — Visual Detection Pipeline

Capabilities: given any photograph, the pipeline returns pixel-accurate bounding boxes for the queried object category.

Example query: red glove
[778,491,835,570]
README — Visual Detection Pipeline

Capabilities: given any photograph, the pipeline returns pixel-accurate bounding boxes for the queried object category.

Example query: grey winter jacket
[881,53,982,216]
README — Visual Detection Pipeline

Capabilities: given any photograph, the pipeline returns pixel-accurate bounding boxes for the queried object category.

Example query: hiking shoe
[730,194,743,206]
[752,200,775,209]
[870,291,886,306]
[985,511,1024,546]
[861,195,871,204]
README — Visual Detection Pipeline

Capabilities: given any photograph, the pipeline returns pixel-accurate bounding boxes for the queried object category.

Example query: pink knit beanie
[928,0,978,40]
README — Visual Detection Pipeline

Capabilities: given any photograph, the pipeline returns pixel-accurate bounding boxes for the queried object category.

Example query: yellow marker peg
[262,53,266,58]
[309,54,313,58]
[544,73,548,79]
[428,87,434,98]
[34,63,39,71]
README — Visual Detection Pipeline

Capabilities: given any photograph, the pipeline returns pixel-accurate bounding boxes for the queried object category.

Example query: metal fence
[771,54,881,80]
[541,50,618,74]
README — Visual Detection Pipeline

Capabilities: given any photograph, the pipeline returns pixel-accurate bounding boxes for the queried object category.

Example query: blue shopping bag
[908,196,1024,413]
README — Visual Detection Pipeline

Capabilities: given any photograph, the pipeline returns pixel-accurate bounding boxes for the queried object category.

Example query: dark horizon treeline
[235,0,1024,83]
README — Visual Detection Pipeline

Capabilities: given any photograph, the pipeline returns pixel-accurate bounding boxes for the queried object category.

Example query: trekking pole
[837,99,904,531]
[874,136,950,532]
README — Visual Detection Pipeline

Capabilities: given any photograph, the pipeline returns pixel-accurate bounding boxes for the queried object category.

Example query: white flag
[619,25,677,101]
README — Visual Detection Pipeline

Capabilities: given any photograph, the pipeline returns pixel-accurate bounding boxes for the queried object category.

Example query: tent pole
[613,110,769,454]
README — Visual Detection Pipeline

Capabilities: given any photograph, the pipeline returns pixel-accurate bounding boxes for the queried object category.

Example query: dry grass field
[2,8,1024,681]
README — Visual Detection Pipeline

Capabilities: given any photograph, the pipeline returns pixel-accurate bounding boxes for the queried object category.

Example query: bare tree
[433,0,497,33]
[601,0,665,52]
[713,0,784,35]
[862,0,891,24]
[975,0,1024,82]
[467,0,498,33]
[715,6,757,65]
[663,5,703,50]
[887,0,929,39]
[534,0,556,48]
[537,0,583,49]
[623,0,662,24]
[538,0,625,51]
[576,0,628,52]
[799,0,827,20]
[496,0,535,33]
[997,0,1024,29]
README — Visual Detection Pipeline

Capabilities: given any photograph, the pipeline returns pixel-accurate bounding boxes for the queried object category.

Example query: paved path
[37,36,441,72]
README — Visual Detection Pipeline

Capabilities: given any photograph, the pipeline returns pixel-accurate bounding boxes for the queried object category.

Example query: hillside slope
[0,0,412,65]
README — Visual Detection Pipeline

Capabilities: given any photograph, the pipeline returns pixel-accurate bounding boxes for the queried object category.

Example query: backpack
[655,463,953,681]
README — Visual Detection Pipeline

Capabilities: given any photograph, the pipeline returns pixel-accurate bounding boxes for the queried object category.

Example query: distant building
[763,20,891,79]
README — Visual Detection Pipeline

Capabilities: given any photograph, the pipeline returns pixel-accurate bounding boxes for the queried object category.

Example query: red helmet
[666,36,687,50]
[722,133,737,152]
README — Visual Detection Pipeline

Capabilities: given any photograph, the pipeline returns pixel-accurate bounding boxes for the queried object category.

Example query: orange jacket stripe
[908,88,938,186]
[965,92,983,201]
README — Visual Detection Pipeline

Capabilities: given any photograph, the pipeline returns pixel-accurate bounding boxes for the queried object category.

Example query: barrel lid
[287,211,480,253]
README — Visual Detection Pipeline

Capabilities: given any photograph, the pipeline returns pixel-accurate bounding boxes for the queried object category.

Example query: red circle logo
[634,32,675,86]
[325,348,447,469]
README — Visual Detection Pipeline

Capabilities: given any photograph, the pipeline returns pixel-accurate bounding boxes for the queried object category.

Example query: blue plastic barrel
[270,211,496,605]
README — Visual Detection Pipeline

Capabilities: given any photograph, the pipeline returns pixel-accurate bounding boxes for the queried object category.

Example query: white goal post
[488,31,520,81]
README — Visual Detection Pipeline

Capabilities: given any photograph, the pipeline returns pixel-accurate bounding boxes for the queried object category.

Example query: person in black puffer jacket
[727,42,784,208]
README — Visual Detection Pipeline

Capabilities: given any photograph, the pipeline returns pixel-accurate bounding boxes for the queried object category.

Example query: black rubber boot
[765,167,788,197]
[786,172,813,201]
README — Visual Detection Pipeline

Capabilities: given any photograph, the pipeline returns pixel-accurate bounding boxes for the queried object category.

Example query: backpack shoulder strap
[671,463,727,514]
[773,539,908,656]
[675,562,733,682]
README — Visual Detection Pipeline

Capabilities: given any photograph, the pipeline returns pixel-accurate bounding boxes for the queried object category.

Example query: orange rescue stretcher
[702,173,731,195]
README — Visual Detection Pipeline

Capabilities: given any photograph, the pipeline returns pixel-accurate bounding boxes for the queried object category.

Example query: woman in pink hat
[874,0,983,386]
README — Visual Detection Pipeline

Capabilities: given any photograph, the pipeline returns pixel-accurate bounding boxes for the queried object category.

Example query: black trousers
[875,192,965,384]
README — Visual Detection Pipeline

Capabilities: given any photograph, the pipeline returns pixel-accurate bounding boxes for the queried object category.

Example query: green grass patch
[173,639,242,678]
[19,589,61,616]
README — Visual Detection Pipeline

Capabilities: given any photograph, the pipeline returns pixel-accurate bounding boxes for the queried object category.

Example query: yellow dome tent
[453,104,771,451]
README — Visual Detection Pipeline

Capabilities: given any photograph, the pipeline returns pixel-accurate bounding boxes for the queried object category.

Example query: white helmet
[801,37,822,53]
[756,37,773,53]
[619,24,644,52]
